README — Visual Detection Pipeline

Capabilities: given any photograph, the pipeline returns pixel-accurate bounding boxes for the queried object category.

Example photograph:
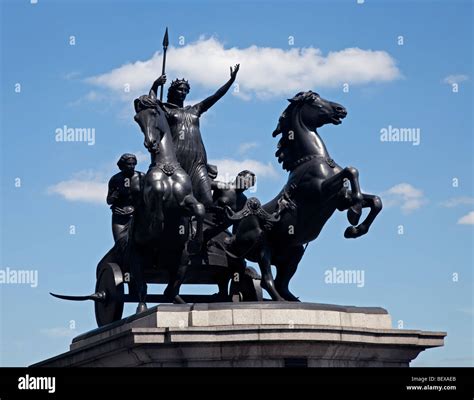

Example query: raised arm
[196,64,239,115]
[149,74,167,99]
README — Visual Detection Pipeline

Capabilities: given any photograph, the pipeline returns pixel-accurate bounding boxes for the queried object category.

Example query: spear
[160,27,169,102]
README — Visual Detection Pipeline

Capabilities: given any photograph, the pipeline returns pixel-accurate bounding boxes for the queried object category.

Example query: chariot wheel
[229,266,263,302]
[94,262,124,327]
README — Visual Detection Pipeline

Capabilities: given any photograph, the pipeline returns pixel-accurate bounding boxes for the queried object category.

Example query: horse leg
[322,167,363,226]
[182,194,205,254]
[336,188,362,227]
[215,274,230,301]
[128,243,151,313]
[344,193,382,239]
[336,187,352,211]
[258,245,285,302]
[191,163,214,207]
[274,245,305,301]
[163,247,189,304]
[142,178,165,241]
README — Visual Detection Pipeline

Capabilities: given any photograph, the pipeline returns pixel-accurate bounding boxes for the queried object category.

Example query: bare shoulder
[109,172,123,183]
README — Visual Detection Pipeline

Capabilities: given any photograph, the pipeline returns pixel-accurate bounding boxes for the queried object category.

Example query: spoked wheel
[229,266,263,302]
[94,262,124,327]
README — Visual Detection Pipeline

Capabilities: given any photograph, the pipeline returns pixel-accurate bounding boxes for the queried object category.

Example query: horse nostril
[336,106,347,116]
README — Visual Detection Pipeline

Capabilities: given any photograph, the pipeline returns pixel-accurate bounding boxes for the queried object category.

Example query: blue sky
[0,0,472,367]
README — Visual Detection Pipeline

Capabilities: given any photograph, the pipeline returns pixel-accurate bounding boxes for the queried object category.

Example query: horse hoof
[344,225,368,239]
[344,226,358,238]
[347,205,362,226]
[136,302,147,314]
[261,281,285,302]
[286,294,301,302]
[282,292,300,302]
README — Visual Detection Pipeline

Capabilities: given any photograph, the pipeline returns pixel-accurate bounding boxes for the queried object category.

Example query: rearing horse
[226,91,382,301]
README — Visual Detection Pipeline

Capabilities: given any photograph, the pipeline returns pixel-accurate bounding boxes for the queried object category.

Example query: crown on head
[169,78,190,91]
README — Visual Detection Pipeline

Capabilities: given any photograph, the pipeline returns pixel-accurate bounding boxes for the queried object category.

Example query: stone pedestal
[32,302,445,367]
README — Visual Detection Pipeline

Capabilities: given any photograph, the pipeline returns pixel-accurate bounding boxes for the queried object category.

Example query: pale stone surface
[156,310,189,328]
[232,308,262,325]
[33,302,445,368]
[189,309,234,326]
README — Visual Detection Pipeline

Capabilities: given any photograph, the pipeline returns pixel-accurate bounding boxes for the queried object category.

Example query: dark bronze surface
[51,30,381,327]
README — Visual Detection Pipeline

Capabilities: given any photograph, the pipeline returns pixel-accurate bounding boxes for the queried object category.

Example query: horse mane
[272,91,317,170]
[134,94,159,113]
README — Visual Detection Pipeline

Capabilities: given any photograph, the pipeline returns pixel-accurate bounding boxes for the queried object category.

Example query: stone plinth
[32,302,445,367]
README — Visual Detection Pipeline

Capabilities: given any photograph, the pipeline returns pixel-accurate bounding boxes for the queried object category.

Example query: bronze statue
[130,92,206,309]
[106,154,144,242]
[211,170,256,214]
[147,63,239,206]
[203,170,256,242]
[225,91,382,301]
[51,29,382,328]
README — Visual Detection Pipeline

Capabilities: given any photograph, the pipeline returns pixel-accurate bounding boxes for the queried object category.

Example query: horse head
[134,95,172,156]
[272,91,347,170]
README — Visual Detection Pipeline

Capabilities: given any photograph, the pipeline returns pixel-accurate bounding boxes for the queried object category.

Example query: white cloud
[209,158,280,182]
[86,37,401,100]
[383,183,427,213]
[440,196,474,208]
[48,169,107,204]
[48,152,154,205]
[238,142,259,155]
[457,211,474,225]
[443,74,469,85]
[47,151,155,205]
[40,327,76,338]
[67,90,106,107]
[48,155,280,204]
[48,179,107,204]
